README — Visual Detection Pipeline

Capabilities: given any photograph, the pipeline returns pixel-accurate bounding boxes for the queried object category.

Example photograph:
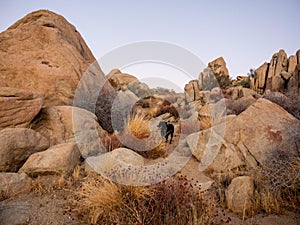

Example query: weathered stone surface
[253,62,268,93]
[208,57,229,77]
[288,64,300,95]
[0,10,97,106]
[271,75,284,92]
[280,71,292,80]
[0,87,44,129]
[107,69,138,90]
[19,142,81,176]
[288,55,297,73]
[0,128,49,172]
[0,172,31,196]
[186,128,244,173]
[227,86,258,100]
[226,176,254,214]
[268,50,287,79]
[236,98,300,166]
[296,50,300,64]
[31,106,107,158]
[184,80,201,102]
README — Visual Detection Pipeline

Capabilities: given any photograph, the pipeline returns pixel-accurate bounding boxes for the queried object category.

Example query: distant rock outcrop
[185,57,230,102]
[252,49,300,94]
[0,10,96,106]
[208,57,229,77]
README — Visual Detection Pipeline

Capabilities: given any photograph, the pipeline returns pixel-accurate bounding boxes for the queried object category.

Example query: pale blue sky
[1,0,299,90]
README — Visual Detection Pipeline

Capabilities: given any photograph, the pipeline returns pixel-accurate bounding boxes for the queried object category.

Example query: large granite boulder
[0,10,97,106]
[186,98,300,172]
[0,87,44,129]
[19,142,81,176]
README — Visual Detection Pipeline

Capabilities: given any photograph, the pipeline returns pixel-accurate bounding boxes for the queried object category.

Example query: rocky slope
[0,9,299,225]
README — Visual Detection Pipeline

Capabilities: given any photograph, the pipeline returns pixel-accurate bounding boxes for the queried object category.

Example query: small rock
[0,172,31,197]
[226,176,254,214]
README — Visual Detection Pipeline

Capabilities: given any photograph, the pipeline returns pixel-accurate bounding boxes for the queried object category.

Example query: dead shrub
[252,151,300,213]
[225,98,252,115]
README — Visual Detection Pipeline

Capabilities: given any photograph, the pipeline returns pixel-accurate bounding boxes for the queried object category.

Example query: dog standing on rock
[157,121,174,144]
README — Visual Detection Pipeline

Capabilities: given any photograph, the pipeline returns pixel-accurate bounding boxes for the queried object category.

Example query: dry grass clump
[128,114,150,139]
[74,174,215,225]
[252,152,300,214]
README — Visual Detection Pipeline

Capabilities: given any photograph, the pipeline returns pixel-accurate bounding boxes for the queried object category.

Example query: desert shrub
[74,174,215,225]
[252,151,300,213]
[225,99,252,115]
[234,79,250,88]
[263,92,300,120]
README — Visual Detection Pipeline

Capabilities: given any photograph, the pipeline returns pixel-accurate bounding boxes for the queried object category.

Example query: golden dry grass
[128,114,150,139]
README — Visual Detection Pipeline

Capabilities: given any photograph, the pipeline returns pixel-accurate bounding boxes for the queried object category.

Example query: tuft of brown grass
[128,114,150,139]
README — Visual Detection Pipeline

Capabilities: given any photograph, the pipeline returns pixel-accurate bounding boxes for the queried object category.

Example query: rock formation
[252,49,300,94]
[0,10,97,106]
[208,57,229,77]
[185,57,230,102]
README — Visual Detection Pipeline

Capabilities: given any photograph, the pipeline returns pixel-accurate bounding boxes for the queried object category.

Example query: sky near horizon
[0,0,299,91]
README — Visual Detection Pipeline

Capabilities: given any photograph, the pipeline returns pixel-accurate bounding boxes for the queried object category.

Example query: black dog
[157,121,174,144]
